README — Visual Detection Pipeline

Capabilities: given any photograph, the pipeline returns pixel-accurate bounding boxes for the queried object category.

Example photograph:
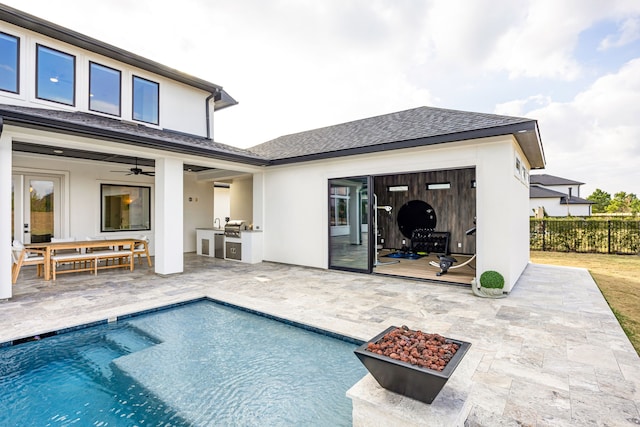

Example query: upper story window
[0,32,19,93]
[89,62,121,116]
[36,44,75,106]
[132,75,159,124]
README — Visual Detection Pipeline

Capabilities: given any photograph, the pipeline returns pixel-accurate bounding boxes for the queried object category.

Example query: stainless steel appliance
[224,220,246,238]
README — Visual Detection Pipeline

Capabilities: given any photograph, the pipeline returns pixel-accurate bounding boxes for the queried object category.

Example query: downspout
[205,92,215,140]
[0,115,4,135]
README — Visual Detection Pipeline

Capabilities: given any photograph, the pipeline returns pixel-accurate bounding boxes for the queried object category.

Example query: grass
[530,251,640,355]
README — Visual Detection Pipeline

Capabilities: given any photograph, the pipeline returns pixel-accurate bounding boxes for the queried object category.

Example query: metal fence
[530,220,640,254]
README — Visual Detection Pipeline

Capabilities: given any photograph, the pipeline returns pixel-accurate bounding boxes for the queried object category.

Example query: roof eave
[1,111,269,167]
[514,120,546,169]
[266,121,546,166]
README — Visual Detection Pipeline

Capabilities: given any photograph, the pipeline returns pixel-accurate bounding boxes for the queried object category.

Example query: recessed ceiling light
[53,149,64,154]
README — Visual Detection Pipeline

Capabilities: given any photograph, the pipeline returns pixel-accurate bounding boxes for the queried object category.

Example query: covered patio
[2,255,639,425]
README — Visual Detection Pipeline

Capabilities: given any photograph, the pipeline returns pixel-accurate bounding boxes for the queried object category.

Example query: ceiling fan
[111,158,155,176]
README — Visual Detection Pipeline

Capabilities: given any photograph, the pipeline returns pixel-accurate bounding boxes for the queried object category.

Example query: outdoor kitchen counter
[196,228,263,263]
[224,230,263,264]
[196,228,225,258]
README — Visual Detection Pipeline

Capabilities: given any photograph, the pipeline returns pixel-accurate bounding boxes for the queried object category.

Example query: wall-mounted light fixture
[388,185,408,192]
[426,182,451,190]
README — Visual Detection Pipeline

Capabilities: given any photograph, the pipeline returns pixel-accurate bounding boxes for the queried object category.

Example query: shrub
[480,270,504,289]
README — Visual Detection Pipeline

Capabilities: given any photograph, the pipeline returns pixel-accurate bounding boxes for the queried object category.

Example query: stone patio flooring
[2,254,640,426]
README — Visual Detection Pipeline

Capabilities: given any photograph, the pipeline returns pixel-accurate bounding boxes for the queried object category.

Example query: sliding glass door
[328,176,372,272]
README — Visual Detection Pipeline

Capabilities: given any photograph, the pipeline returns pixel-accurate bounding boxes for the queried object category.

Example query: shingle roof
[0,105,268,165]
[248,106,543,166]
[530,185,593,204]
[530,174,584,186]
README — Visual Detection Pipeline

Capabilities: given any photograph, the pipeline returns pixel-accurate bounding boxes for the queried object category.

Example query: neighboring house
[529,174,593,217]
[1,4,546,299]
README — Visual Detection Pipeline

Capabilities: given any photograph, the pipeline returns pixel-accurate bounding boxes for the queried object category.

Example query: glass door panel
[23,176,60,243]
[328,176,371,272]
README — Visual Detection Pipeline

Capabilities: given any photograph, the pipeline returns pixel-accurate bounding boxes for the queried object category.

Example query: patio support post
[0,130,12,298]
[154,157,184,275]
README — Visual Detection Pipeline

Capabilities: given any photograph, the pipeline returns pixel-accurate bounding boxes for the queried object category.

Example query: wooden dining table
[25,238,145,281]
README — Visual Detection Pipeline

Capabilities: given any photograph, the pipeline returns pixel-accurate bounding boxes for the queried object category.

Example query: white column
[154,157,184,275]
[0,132,12,299]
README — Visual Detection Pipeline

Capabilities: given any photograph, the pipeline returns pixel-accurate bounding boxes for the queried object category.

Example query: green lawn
[530,251,640,355]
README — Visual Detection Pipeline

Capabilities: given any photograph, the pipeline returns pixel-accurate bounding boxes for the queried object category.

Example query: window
[89,62,121,116]
[36,44,75,105]
[101,184,151,232]
[132,75,159,124]
[330,186,350,226]
[0,32,19,93]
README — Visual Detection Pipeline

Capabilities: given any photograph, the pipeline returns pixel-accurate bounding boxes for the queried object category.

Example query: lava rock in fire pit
[365,325,459,371]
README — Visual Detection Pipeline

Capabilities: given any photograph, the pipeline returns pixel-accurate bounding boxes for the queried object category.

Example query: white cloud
[504,59,640,196]
[599,17,640,50]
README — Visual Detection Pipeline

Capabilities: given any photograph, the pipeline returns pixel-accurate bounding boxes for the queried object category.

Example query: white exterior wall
[530,198,591,217]
[230,176,253,225]
[183,173,215,252]
[0,21,211,136]
[261,136,532,291]
[0,132,12,299]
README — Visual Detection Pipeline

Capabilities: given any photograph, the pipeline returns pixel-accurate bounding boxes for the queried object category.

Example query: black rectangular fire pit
[354,326,471,404]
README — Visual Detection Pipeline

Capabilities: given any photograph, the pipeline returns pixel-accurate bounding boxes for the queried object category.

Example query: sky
[6,0,640,198]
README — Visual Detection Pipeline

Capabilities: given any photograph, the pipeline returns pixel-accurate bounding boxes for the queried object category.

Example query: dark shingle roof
[530,185,593,204]
[0,105,268,165]
[248,106,543,166]
[530,174,584,186]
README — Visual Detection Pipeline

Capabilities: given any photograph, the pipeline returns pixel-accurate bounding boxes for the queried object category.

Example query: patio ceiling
[11,141,213,172]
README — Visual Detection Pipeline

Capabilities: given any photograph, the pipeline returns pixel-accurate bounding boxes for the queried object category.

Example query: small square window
[89,62,121,116]
[0,32,19,93]
[36,44,75,106]
[132,75,159,124]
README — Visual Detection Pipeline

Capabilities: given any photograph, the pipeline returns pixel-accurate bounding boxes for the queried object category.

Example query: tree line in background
[587,189,640,215]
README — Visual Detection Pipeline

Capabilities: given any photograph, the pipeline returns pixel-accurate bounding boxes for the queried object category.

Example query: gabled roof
[0,105,267,165]
[0,3,236,111]
[248,106,545,168]
[530,174,584,186]
[530,185,593,205]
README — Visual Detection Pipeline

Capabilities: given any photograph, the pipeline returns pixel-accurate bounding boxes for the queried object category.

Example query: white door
[13,175,62,243]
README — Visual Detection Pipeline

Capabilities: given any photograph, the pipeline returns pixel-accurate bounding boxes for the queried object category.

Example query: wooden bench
[51,248,135,280]
[31,238,141,281]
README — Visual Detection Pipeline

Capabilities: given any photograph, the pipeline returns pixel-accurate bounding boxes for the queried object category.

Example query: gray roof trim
[264,120,542,166]
[530,174,584,186]
[0,106,269,166]
[530,185,593,204]
[0,4,225,95]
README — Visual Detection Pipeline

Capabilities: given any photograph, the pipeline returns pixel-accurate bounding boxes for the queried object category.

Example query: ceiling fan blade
[141,171,155,176]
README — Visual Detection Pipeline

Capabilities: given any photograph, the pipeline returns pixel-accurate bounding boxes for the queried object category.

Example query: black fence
[530,219,640,254]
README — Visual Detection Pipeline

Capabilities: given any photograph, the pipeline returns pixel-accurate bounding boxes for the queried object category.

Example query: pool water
[0,300,366,426]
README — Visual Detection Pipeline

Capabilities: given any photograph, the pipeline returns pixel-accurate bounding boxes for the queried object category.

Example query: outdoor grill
[224,220,246,238]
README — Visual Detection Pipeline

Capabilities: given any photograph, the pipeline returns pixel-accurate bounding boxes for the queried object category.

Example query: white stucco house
[529,174,593,217]
[1,4,546,300]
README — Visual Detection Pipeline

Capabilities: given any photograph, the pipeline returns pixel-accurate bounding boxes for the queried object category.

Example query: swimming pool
[0,299,366,426]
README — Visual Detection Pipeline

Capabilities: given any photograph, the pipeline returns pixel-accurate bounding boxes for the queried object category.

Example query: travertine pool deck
[2,254,640,426]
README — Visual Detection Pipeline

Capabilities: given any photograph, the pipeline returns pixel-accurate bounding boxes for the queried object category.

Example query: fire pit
[354,326,471,404]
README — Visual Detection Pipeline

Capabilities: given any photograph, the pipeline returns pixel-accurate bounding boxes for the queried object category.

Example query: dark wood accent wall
[374,168,476,254]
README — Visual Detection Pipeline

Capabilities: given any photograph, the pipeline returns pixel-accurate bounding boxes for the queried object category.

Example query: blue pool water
[0,300,366,426]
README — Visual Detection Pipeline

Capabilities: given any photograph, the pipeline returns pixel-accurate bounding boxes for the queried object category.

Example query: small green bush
[480,270,504,289]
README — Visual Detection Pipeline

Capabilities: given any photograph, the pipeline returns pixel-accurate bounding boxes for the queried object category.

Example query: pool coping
[1,296,365,348]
